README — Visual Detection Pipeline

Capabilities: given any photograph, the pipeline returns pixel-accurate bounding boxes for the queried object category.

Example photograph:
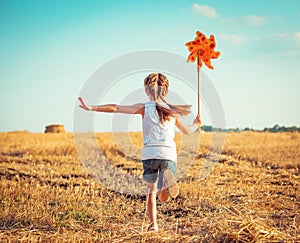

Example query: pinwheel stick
[197,50,202,117]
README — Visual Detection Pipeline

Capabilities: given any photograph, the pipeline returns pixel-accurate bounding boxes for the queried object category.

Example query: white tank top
[142,101,177,161]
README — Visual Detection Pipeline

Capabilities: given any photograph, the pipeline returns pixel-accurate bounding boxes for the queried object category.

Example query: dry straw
[0,131,299,242]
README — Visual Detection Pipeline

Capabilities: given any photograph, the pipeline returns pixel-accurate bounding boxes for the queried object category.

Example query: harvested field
[0,131,299,242]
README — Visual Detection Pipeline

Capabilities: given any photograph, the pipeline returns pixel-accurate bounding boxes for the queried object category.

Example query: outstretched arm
[78,97,144,116]
[175,115,202,135]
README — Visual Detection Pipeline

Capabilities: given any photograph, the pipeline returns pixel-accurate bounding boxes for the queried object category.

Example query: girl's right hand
[193,115,202,127]
[78,97,93,111]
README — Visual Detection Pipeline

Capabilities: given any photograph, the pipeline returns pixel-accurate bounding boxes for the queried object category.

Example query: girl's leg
[146,182,158,231]
[157,167,170,203]
[158,160,179,200]
[164,169,179,198]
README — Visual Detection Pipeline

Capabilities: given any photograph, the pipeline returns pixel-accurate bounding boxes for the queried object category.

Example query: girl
[78,73,201,232]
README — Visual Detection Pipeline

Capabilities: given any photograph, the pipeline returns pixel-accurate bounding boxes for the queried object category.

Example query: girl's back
[142,101,176,161]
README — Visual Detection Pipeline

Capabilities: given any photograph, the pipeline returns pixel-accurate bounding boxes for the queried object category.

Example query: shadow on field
[0,167,90,189]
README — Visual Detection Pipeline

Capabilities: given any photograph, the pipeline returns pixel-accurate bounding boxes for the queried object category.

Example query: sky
[1,0,300,132]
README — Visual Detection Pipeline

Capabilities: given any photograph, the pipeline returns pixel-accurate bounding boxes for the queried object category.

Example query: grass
[0,131,299,242]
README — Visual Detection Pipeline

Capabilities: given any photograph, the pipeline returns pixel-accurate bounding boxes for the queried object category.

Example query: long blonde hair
[144,73,191,123]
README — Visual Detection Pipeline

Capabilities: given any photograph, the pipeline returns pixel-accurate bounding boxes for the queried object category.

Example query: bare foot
[158,188,170,202]
[147,224,159,232]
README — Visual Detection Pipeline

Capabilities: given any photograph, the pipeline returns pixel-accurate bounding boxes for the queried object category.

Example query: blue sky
[1,0,300,132]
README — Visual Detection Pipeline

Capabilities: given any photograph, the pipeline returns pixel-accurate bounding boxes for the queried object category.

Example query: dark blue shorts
[142,159,177,190]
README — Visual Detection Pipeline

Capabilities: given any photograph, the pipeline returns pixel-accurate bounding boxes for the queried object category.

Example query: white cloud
[272,32,300,56]
[277,33,289,39]
[281,50,300,57]
[220,34,249,45]
[190,5,266,28]
[220,15,266,28]
[219,34,262,45]
[293,32,300,43]
[277,32,300,45]
[241,15,266,26]
[191,4,219,18]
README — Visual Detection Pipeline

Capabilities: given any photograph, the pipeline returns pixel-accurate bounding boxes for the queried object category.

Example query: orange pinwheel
[185,31,220,69]
[185,31,220,119]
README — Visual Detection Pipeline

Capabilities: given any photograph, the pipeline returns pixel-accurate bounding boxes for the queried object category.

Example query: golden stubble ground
[0,131,299,242]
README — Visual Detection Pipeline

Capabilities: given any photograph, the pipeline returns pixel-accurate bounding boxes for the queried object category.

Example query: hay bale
[45,124,66,133]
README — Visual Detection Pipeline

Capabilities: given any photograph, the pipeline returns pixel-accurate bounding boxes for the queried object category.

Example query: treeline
[201,124,300,133]
[262,125,300,133]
